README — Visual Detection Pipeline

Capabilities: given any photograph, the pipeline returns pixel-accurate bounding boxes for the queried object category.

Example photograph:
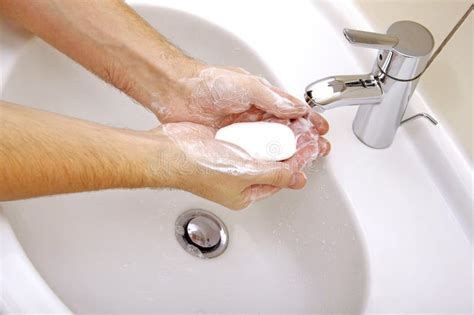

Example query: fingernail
[321,141,331,156]
[290,172,306,188]
[316,119,325,129]
[317,121,329,135]
[278,98,296,109]
[280,96,307,109]
[295,100,310,111]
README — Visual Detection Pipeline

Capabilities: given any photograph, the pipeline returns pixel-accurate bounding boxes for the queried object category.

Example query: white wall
[354,0,473,163]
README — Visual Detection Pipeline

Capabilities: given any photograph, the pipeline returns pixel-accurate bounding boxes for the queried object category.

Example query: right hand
[156,122,312,210]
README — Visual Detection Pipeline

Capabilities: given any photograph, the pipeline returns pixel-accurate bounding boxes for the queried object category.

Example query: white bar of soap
[215,122,297,161]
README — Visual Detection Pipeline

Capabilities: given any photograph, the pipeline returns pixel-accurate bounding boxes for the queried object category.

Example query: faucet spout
[304,21,435,148]
[305,74,383,112]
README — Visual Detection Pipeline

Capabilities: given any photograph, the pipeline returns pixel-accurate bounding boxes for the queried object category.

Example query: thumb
[241,184,281,205]
[251,162,307,189]
[248,78,308,119]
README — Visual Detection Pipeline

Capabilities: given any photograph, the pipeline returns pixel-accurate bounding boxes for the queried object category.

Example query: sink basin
[1,0,471,314]
[0,2,368,313]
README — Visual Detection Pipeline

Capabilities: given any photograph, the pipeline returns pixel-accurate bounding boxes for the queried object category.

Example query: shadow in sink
[2,5,369,313]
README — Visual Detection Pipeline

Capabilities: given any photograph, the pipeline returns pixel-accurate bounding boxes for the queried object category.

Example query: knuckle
[267,164,290,187]
[269,170,284,186]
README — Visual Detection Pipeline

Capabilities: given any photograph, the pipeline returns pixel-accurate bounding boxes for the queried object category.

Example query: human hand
[0,0,330,145]
[228,107,331,159]
[208,110,331,200]
[150,63,330,156]
[150,65,312,128]
[146,63,329,207]
[156,122,310,210]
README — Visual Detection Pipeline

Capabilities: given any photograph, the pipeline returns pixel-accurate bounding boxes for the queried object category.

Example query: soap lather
[215,122,297,162]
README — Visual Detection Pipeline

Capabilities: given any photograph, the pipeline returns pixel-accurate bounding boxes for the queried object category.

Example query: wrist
[126,55,205,111]
[113,128,179,189]
[141,126,201,192]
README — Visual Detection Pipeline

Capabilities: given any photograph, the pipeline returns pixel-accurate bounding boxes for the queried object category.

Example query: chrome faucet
[305,21,436,149]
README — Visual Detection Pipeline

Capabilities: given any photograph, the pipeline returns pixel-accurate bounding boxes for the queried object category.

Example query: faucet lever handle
[343,29,399,50]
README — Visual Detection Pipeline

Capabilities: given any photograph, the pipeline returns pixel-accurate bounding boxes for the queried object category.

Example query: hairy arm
[0,0,326,207]
[0,102,305,209]
[0,101,173,200]
[0,0,323,131]
[0,0,195,108]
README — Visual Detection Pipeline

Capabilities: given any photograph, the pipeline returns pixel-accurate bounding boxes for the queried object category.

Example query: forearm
[0,101,172,200]
[0,0,200,107]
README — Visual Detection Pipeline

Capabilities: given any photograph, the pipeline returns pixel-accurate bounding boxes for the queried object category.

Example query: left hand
[150,65,311,128]
[158,122,309,209]
[219,109,331,200]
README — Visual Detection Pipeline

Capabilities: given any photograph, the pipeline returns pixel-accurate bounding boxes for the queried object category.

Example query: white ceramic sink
[1,1,472,314]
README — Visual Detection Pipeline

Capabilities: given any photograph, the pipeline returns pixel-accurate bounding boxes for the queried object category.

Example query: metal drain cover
[175,209,228,259]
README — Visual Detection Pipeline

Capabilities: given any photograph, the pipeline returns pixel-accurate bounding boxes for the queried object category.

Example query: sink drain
[175,209,228,259]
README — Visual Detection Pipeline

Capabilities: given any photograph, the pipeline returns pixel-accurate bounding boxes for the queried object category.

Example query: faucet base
[352,121,392,149]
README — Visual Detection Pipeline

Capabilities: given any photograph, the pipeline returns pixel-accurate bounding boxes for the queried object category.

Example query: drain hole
[183,230,219,253]
[175,209,229,259]
[184,217,221,253]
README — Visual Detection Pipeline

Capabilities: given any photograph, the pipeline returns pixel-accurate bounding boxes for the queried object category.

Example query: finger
[318,137,331,156]
[242,184,280,201]
[269,86,309,109]
[308,111,329,135]
[296,132,316,147]
[287,114,328,139]
[287,143,319,170]
[255,76,309,108]
[262,116,289,125]
[227,198,252,211]
[230,185,277,210]
[222,66,251,75]
[248,79,308,119]
[254,76,274,87]
[219,106,266,127]
[287,117,314,135]
[251,162,307,189]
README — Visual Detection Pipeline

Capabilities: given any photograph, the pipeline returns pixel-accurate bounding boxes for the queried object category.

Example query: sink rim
[0,0,471,313]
